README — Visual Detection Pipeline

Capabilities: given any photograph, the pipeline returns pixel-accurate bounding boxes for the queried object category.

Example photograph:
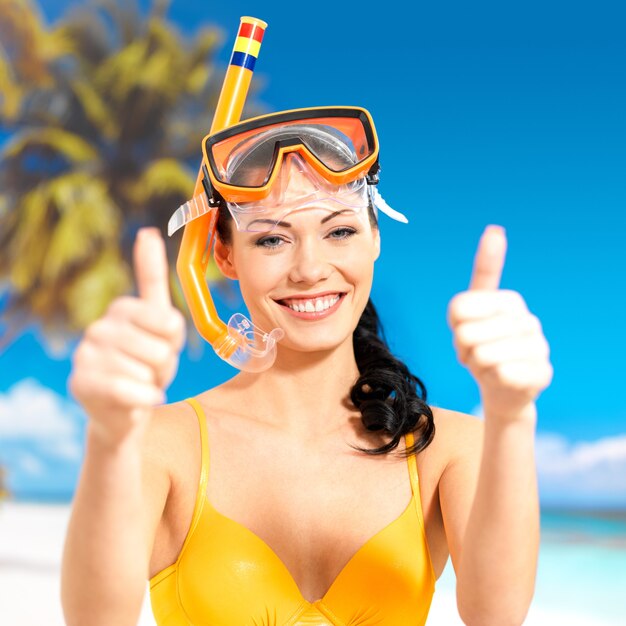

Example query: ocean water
[431,510,626,625]
[533,511,626,623]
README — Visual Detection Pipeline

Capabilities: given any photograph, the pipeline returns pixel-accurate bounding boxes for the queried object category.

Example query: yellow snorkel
[175,17,284,372]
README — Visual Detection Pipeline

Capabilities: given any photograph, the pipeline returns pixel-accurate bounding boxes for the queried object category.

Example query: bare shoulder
[145,380,240,471]
[142,399,202,484]
[424,407,484,470]
[144,398,209,574]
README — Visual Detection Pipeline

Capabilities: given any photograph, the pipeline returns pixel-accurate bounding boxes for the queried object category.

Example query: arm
[61,423,169,625]
[61,229,185,625]
[443,226,552,626]
[439,410,539,626]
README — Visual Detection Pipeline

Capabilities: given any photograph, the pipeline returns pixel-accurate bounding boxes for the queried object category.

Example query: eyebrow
[246,210,350,230]
[321,210,351,223]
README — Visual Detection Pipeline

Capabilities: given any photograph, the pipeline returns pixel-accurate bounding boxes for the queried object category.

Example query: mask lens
[208,113,376,188]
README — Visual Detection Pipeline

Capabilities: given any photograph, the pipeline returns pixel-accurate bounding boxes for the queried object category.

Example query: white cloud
[50,439,83,461]
[0,379,79,439]
[0,378,85,493]
[536,433,626,475]
[536,432,626,506]
[16,452,46,477]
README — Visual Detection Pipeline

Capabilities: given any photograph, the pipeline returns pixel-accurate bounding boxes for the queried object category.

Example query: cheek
[344,237,378,276]
[233,249,285,304]
[336,245,376,303]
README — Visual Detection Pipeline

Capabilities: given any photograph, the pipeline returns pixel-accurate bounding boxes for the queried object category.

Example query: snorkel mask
[171,17,408,372]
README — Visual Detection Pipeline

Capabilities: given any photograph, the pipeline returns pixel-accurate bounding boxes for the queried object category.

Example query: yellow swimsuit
[150,398,435,625]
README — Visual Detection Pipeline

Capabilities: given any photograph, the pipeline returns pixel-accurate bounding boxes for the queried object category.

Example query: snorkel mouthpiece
[217,314,285,372]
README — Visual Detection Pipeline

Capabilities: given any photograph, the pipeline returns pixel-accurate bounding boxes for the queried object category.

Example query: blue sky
[1,0,625,505]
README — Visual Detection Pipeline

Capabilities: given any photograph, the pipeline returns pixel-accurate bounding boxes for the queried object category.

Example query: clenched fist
[448,226,553,423]
[69,228,186,446]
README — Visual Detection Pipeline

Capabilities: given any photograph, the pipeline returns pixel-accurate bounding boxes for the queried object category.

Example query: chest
[202,421,431,601]
[158,411,447,602]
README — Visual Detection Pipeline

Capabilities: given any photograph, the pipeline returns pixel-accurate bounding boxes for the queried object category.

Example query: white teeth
[285,294,341,313]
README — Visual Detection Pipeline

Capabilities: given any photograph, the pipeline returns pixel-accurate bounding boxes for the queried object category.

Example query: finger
[108,297,186,349]
[447,290,527,328]
[454,313,542,351]
[133,227,171,306]
[76,339,157,386]
[71,371,164,409]
[107,376,165,408]
[462,335,550,371]
[86,318,175,376]
[478,360,554,394]
[100,348,158,386]
[469,225,507,291]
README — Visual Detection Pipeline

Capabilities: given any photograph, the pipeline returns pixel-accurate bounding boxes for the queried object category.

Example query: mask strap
[371,187,409,223]
[168,193,211,237]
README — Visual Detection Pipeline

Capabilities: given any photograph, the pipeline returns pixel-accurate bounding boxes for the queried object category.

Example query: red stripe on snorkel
[239,21,265,42]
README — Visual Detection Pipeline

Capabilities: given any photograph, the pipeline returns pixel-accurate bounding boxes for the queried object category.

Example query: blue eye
[254,235,284,249]
[254,227,357,249]
[329,227,357,239]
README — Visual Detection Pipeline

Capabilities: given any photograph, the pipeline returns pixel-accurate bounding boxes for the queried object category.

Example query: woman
[61,107,552,626]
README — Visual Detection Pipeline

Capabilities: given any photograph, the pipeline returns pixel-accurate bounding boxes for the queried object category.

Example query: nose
[288,235,332,285]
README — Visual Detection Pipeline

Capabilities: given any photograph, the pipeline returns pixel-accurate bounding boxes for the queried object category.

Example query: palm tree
[0,0,264,351]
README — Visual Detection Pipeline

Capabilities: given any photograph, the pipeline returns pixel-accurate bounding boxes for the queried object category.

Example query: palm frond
[122,158,194,206]
[6,183,51,291]
[0,45,23,120]
[95,0,142,48]
[56,7,112,68]
[6,172,119,289]
[63,244,131,330]
[42,173,121,283]
[0,0,68,85]
[69,78,117,139]
[3,127,99,163]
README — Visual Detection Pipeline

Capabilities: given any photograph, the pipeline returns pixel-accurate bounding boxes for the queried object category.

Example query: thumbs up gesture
[447,226,553,423]
[69,228,186,446]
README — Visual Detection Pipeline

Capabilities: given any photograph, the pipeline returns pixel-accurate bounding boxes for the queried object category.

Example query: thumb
[133,228,172,306]
[469,225,507,290]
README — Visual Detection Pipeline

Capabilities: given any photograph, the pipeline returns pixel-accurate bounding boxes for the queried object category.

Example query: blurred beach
[1,502,623,625]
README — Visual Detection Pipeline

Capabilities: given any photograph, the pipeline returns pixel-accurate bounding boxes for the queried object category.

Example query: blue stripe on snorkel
[231,51,257,71]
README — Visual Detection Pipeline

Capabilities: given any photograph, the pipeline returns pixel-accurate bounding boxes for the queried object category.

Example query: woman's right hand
[69,227,186,447]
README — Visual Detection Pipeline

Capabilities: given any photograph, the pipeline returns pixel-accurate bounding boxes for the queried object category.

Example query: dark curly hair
[348,295,435,457]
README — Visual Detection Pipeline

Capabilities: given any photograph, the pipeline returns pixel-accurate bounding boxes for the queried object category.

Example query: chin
[275,329,354,355]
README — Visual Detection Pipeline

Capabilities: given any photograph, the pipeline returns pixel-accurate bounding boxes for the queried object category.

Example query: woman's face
[217,172,381,354]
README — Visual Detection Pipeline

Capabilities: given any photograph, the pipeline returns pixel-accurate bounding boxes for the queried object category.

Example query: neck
[228,339,361,438]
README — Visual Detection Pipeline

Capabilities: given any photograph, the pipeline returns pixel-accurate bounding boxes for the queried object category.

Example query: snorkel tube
[175,17,284,372]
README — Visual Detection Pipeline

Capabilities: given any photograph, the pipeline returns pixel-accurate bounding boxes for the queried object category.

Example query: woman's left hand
[447,225,553,424]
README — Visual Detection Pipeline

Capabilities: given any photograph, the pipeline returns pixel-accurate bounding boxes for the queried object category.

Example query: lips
[273,292,346,318]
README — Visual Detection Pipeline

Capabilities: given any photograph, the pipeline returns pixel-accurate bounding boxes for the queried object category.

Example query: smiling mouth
[274,292,346,314]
